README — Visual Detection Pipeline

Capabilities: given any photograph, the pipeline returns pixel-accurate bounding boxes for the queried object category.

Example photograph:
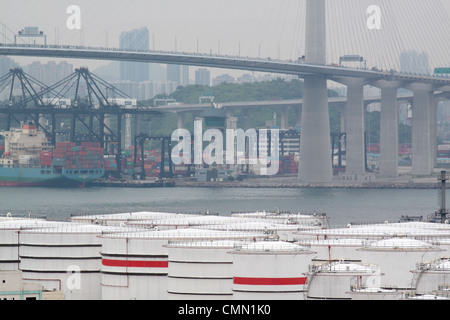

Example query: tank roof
[99,227,263,240]
[362,237,438,250]
[312,261,380,274]
[233,240,311,253]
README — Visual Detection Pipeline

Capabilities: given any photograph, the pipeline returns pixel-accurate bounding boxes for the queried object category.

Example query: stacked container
[279,155,297,174]
[39,151,52,166]
[103,156,117,172]
[52,141,104,170]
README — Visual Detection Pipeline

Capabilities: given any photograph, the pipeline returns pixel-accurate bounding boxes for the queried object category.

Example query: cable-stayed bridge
[0,0,449,182]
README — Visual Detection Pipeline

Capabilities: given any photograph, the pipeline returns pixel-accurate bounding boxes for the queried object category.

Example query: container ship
[0,123,105,187]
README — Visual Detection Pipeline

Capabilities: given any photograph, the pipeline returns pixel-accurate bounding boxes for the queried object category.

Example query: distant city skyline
[1,0,448,79]
[119,27,149,82]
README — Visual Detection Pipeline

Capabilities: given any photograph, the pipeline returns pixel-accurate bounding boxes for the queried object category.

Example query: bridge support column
[124,114,132,150]
[298,0,332,183]
[226,110,237,130]
[379,85,399,177]
[280,107,290,130]
[298,75,332,182]
[409,84,436,176]
[340,105,346,133]
[344,78,366,175]
[295,106,302,128]
[243,108,251,130]
[177,112,185,129]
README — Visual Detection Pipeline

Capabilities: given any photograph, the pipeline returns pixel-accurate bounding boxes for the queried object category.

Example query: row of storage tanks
[0,211,450,300]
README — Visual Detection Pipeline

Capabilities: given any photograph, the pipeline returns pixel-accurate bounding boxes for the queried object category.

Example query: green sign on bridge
[434,68,450,74]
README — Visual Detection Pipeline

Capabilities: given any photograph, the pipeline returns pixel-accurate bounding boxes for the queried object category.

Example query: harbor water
[0,187,443,227]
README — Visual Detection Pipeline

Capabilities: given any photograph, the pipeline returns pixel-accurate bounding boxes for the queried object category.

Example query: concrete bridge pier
[298,75,333,182]
[177,111,186,129]
[374,81,402,177]
[280,107,290,129]
[295,106,302,128]
[342,78,366,175]
[243,108,251,131]
[408,83,437,176]
[339,105,346,133]
[298,0,332,183]
[379,86,399,177]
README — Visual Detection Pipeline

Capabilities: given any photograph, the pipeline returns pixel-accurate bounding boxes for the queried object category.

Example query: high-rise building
[119,27,150,82]
[0,57,19,77]
[24,61,73,86]
[237,73,253,84]
[195,68,210,86]
[212,74,235,86]
[167,64,189,86]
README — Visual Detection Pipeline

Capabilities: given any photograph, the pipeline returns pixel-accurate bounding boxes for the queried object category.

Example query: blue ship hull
[0,167,105,187]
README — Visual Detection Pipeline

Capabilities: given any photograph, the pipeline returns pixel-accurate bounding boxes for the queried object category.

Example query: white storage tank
[299,239,366,261]
[19,223,126,300]
[357,237,444,290]
[295,223,450,241]
[100,228,262,300]
[429,239,450,257]
[126,215,251,231]
[413,257,450,294]
[347,287,403,300]
[194,221,314,242]
[306,260,383,300]
[230,241,316,300]
[231,211,328,228]
[69,211,190,227]
[166,239,251,300]
[0,219,62,271]
[403,293,450,300]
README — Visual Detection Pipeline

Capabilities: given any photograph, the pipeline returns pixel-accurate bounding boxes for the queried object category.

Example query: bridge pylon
[298,0,332,183]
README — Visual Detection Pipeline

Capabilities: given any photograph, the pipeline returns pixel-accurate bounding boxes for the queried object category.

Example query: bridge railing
[0,43,449,80]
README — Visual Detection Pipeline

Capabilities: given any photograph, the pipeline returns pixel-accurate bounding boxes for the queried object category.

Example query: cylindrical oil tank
[413,257,450,294]
[19,223,126,300]
[295,224,450,241]
[166,239,253,300]
[0,219,62,271]
[299,239,366,261]
[393,221,450,232]
[306,260,383,300]
[126,215,252,231]
[429,239,450,257]
[69,211,190,227]
[357,238,444,290]
[347,287,403,300]
[403,293,450,300]
[230,241,316,300]
[193,221,316,242]
[231,211,329,228]
[100,228,263,300]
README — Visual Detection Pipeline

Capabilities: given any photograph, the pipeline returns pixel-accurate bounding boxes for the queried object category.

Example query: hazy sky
[1,0,449,75]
